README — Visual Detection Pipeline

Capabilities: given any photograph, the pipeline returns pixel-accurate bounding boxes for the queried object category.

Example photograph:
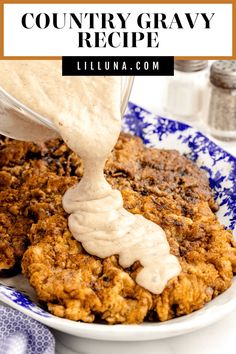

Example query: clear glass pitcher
[0,76,134,142]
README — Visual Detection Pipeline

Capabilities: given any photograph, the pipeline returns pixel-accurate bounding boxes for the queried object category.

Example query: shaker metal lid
[210,60,236,89]
[174,60,208,72]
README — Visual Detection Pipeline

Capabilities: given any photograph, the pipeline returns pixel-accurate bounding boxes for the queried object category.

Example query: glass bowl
[0,76,134,142]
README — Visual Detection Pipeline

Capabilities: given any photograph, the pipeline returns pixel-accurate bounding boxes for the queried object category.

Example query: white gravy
[0,60,181,294]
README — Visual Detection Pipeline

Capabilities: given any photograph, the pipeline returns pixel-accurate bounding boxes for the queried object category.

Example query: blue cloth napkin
[0,306,55,354]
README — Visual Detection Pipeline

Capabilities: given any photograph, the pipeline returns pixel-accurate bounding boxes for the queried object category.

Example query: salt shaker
[163,60,209,123]
[206,60,236,141]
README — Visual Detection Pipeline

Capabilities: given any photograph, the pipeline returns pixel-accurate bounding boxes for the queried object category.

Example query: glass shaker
[163,60,209,123]
[206,60,236,141]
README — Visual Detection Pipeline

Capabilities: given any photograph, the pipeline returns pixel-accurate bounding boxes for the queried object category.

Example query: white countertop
[54,312,236,354]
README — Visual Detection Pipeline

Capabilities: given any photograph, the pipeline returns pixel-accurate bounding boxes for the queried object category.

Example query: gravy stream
[0,60,181,294]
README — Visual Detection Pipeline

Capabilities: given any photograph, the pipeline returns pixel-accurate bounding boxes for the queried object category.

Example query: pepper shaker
[206,60,236,141]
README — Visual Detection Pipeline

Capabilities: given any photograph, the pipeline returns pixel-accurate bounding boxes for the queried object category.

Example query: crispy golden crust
[1,134,236,323]
[0,138,76,272]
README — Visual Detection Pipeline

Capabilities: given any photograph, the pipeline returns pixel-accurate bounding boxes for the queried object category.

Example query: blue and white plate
[0,103,236,352]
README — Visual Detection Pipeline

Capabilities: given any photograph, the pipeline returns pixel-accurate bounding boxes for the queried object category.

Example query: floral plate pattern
[0,102,236,341]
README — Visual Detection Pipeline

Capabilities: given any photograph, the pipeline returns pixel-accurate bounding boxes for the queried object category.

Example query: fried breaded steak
[0,138,76,273]
[1,133,236,323]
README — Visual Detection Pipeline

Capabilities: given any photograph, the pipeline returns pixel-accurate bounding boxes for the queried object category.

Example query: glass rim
[0,76,134,136]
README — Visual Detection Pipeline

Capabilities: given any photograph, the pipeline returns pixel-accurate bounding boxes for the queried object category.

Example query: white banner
[4,3,232,57]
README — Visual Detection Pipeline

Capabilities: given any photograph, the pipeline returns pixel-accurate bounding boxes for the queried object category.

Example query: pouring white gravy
[0,60,181,294]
